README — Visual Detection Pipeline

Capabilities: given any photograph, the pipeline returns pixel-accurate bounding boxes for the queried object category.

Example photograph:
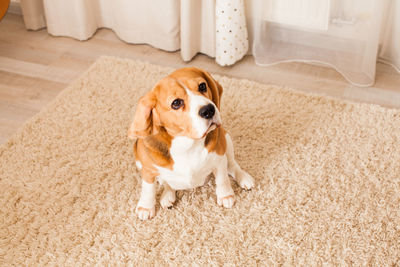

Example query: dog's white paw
[237,171,255,190]
[217,194,235,208]
[135,206,155,220]
[160,189,176,209]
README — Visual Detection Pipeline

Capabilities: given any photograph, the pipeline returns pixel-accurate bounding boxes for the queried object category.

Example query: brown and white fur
[128,67,255,220]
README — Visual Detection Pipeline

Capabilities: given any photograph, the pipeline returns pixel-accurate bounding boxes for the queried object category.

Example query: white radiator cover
[263,0,331,30]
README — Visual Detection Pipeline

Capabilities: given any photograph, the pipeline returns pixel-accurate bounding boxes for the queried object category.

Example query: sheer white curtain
[247,0,400,86]
[379,0,400,73]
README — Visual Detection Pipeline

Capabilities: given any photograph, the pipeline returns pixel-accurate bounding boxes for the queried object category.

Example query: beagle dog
[128,67,255,220]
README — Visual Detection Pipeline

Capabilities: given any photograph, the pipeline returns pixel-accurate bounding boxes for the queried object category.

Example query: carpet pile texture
[0,57,399,265]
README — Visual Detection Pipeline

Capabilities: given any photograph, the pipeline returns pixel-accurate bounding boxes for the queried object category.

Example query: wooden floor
[0,13,400,144]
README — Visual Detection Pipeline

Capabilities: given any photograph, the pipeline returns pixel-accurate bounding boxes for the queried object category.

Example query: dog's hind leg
[160,183,176,209]
[225,133,255,190]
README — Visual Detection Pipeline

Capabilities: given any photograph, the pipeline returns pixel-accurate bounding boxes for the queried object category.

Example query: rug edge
[1,56,398,151]
[0,56,113,151]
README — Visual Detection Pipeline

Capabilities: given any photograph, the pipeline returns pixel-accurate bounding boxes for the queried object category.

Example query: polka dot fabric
[216,0,249,66]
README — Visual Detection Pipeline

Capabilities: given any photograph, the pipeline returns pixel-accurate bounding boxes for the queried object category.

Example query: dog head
[128,67,223,139]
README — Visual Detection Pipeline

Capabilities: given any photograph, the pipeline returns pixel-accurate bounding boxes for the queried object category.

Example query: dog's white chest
[155,136,224,190]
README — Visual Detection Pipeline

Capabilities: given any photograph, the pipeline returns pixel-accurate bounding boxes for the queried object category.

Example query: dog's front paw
[237,171,255,190]
[217,194,235,208]
[135,205,155,220]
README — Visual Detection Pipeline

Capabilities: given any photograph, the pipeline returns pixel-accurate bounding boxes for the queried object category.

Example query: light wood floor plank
[0,56,78,83]
[0,41,59,65]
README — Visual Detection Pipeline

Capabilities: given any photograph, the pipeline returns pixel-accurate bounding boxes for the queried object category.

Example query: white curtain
[379,0,400,73]
[21,0,181,52]
[180,0,216,61]
[20,0,399,86]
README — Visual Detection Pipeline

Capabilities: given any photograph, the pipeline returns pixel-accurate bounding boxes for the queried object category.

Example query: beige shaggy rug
[1,57,399,266]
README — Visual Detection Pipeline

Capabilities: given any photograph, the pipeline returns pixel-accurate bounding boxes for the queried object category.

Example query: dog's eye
[198,82,207,93]
[171,98,184,110]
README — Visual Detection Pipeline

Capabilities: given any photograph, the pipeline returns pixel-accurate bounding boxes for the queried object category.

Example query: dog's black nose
[199,104,215,119]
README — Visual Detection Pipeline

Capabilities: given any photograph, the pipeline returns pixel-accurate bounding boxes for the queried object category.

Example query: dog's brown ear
[200,70,223,108]
[128,90,159,139]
